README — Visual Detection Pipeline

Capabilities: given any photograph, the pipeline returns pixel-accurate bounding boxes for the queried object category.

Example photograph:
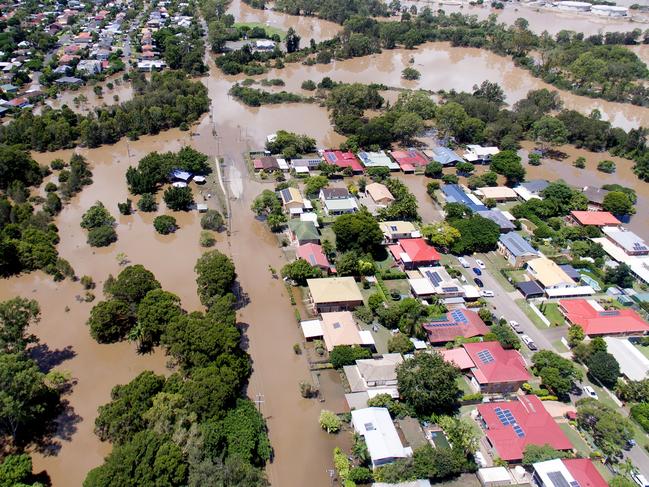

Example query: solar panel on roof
[442,287,459,292]
[598,310,620,317]
[308,255,316,265]
[477,350,495,364]
[569,482,581,487]
[547,471,572,487]
[426,271,442,286]
[513,425,525,438]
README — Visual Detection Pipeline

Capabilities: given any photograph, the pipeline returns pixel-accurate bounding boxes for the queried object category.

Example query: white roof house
[532,459,579,487]
[464,145,500,162]
[351,407,412,468]
[344,353,404,399]
[602,227,649,256]
[592,237,649,286]
[603,337,649,381]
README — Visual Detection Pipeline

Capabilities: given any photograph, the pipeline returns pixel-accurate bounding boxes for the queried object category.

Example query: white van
[521,335,537,351]
[458,257,470,268]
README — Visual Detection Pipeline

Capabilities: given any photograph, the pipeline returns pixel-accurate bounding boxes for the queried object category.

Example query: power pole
[254,392,265,415]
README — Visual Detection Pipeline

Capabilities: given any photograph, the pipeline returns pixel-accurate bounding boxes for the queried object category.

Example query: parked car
[473,267,482,276]
[480,290,495,298]
[474,278,484,288]
[476,259,486,269]
[626,439,637,450]
[509,320,523,333]
[521,335,537,351]
[474,452,486,468]
[458,257,470,268]
[583,385,598,400]
[632,471,649,487]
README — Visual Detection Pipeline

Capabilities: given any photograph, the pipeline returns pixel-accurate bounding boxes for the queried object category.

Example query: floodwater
[46,74,134,114]
[4,0,649,485]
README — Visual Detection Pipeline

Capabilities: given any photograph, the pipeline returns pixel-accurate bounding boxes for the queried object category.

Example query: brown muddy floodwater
[5,1,649,485]
[46,74,135,115]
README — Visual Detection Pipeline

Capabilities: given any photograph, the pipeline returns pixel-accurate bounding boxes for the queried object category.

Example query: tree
[137,193,157,212]
[530,116,568,150]
[435,101,468,138]
[81,201,115,229]
[0,297,39,354]
[448,215,500,254]
[616,378,649,403]
[0,352,58,443]
[195,250,236,308]
[329,345,372,368]
[605,263,635,288]
[424,161,443,178]
[94,371,166,444]
[332,211,383,256]
[437,416,479,454]
[87,299,133,343]
[577,398,633,460]
[397,352,461,416]
[201,210,224,231]
[285,27,300,53]
[319,410,341,433]
[134,290,182,350]
[0,454,34,487]
[105,264,161,306]
[490,150,526,185]
[531,350,582,398]
[83,430,187,487]
[567,325,585,348]
[153,215,177,235]
[602,191,636,216]
[87,226,118,247]
[631,403,649,433]
[251,190,281,216]
[163,186,194,211]
[401,67,420,80]
[587,350,620,388]
[388,333,415,354]
[522,444,570,465]
[280,259,322,285]
[485,323,520,350]
[181,364,241,421]
[304,175,328,197]
[393,112,424,142]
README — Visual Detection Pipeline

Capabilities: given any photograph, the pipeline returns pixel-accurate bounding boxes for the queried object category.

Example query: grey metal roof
[499,232,538,257]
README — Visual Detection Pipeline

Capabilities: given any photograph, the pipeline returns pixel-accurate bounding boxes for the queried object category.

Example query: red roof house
[570,211,620,227]
[462,341,531,394]
[389,149,429,173]
[423,309,489,344]
[322,150,363,173]
[562,458,608,487]
[388,238,440,270]
[477,395,573,462]
[253,156,280,172]
[559,299,649,336]
[296,243,333,273]
[439,348,474,370]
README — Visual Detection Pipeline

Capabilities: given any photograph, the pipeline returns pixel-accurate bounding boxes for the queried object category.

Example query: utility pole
[254,392,265,415]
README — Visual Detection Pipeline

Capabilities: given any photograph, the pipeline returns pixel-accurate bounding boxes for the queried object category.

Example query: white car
[583,385,599,400]
[521,335,537,351]
[474,452,487,468]
[476,259,486,269]
[458,257,470,268]
[632,472,649,487]
[509,320,523,333]
[480,290,495,298]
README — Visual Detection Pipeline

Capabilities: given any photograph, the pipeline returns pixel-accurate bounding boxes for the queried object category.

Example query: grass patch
[375,252,396,271]
[515,298,548,330]
[540,302,566,327]
[480,252,515,292]
[233,22,286,40]
[319,225,336,248]
[383,279,411,297]
[635,343,649,360]
[358,319,392,355]
[457,376,473,395]
[553,339,569,353]
[559,423,591,457]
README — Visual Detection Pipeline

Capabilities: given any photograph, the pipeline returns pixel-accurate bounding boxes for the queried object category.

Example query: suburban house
[279,187,305,212]
[351,408,413,468]
[476,209,516,233]
[525,257,595,298]
[462,342,531,394]
[582,186,609,211]
[513,180,549,201]
[296,243,333,273]
[366,182,395,207]
[559,299,649,336]
[441,184,487,212]
[319,188,358,216]
[601,226,649,256]
[307,277,363,313]
[344,353,404,398]
[319,311,375,351]
[423,146,464,166]
[253,156,280,172]
[568,211,620,227]
[321,150,364,173]
[408,266,465,299]
[388,238,441,270]
[463,145,500,163]
[358,151,400,171]
[389,149,429,172]
[439,348,476,371]
[591,234,649,286]
[290,157,321,171]
[288,220,319,245]
[603,337,649,381]
[497,232,538,268]
[474,186,518,202]
[532,458,607,487]
[476,395,573,463]
[423,309,490,344]
[379,221,419,243]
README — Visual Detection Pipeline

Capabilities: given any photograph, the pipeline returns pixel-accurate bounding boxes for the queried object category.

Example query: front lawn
[541,302,566,327]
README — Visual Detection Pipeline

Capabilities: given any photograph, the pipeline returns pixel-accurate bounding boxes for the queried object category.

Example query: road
[626,445,649,478]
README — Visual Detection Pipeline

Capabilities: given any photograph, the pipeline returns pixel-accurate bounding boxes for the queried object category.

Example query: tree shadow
[233,281,250,310]
[28,344,76,373]
[237,321,251,352]
[32,399,82,457]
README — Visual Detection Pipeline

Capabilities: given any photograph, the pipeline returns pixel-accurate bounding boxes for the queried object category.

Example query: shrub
[137,193,157,212]
[80,275,95,289]
[574,157,586,168]
[348,466,373,483]
[597,160,616,174]
[388,333,415,354]
[117,199,132,215]
[461,392,484,402]
[153,215,177,235]
[402,67,420,80]
[51,158,66,170]
[200,209,224,230]
[199,230,216,247]
[301,80,317,91]
[44,182,58,192]
[329,345,372,368]
[319,410,342,433]
[87,226,117,247]
[163,186,193,211]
